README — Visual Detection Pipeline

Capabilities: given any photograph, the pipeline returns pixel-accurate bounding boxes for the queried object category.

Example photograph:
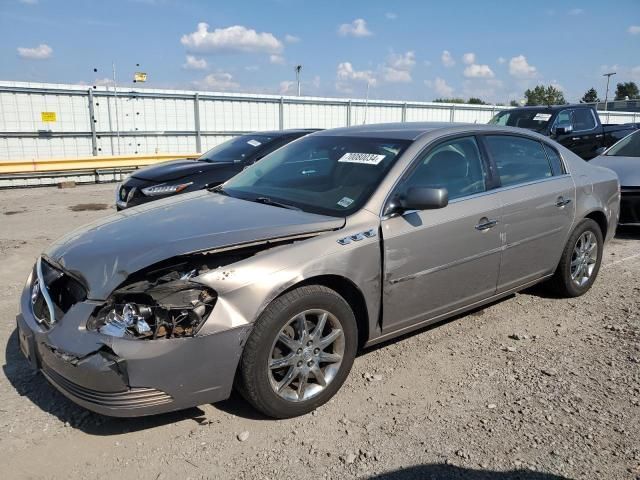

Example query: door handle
[556,197,572,207]
[571,137,580,141]
[475,217,499,231]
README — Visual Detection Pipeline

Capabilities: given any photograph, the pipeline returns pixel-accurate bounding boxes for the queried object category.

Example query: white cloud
[182,55,207,70]
[270,54,285,65]
[426,77,454,97]
[194,72,239,91]
[382,51,416,83]
[509,55,537,78]
[385,12,398,20]
[336,62,376,85]
[17,43,52,60]
[338,18,372,37]
[93,77,114,87]
[441,50,455,67]
[284,34,300,43]
[568,8,584,15]
[464,64,495,78]
[245,65,260,72]
[497,57,506,64]
[279,81,296,94]
[462,52,476,65]
[629,25,640,35]
[181,22,282,54]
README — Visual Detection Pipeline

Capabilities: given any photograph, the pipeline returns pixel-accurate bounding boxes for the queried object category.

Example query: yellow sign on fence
[41,112,57,122]
[134,72,147,83]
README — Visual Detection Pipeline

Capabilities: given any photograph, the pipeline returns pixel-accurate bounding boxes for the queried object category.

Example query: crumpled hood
[590,155,640,187]
[46,191,344,300]
[131,159,230,182]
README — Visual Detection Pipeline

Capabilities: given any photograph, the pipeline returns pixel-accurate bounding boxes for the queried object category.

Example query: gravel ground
[1,184,639,480]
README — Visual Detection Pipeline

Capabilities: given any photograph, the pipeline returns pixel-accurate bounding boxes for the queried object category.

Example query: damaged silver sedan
[17,123,619,418]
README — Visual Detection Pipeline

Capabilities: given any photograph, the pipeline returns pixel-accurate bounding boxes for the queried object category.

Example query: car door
[569,108,601,159]
[481,134,575,292]
[381,135,503,333]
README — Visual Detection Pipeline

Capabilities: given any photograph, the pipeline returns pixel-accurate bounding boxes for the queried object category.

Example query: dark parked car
[591,129,640,225]
[18,123,619,418]
[116,129,317,209]
[489,105,636,160]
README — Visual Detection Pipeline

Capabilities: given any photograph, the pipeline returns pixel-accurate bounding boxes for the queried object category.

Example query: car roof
[241,129,320,137]
[506,104,592,111]
[311,122,550,141]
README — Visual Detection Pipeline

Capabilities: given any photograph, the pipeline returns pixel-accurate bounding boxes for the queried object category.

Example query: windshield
[489,110,553,132]
[198,135,274,163]
[222,135,411,216]
[606,130,640,157]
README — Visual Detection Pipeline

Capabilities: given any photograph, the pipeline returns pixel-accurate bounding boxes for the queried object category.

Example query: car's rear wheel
[549,218,603,297]
[237,285,358,418]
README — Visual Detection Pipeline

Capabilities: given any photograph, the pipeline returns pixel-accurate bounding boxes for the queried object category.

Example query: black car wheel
[237,285,358,418]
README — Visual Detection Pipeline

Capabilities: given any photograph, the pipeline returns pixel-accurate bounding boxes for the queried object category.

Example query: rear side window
[485,135,553,187]
[542,144,567,175]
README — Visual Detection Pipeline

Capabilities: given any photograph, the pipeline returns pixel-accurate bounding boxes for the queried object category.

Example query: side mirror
[400,187,449,211]
[554,124,573,135]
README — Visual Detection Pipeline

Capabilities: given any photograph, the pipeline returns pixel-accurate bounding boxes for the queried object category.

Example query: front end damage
[16,239,307,417]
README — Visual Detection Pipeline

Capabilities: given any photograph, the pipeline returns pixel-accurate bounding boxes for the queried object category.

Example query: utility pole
[295,65,302,96]
[602,72,616,111]
[363,81,371,124]
[112,62,121,155]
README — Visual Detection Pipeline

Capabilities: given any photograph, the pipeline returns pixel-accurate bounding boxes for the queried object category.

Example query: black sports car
[116,129,317,209]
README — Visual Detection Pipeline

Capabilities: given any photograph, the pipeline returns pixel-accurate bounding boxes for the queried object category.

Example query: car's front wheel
[549,218,603,297]
[237,285,358,418]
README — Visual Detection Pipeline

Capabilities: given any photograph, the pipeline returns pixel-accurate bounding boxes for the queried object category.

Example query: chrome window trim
[36,257,56,324]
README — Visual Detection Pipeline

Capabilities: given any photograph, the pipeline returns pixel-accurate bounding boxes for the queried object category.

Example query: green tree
[509,100,520,107]
[614,81,639,100]
[433,98,466,103]
[467,97,487,105]
[524,85,567,106]
[580,88,599,103]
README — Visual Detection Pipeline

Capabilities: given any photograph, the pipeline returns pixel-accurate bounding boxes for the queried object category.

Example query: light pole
[602,72,616,111]
[295,65,302,96]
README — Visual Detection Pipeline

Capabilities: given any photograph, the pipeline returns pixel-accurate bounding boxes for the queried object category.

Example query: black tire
[237,285,358,418]
[549,218,603,297]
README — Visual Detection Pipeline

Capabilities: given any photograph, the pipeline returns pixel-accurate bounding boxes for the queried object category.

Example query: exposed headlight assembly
[141,182,193,197]
[89,268,216,340]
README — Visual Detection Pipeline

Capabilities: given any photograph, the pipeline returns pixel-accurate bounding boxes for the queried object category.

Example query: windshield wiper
[209,184,229,196]
[254,196,301,211]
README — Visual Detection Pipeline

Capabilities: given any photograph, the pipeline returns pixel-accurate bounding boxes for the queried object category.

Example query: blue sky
[1,0,639,103]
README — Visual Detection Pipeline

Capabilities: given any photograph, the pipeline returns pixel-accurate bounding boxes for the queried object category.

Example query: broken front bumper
[16,274,250,417]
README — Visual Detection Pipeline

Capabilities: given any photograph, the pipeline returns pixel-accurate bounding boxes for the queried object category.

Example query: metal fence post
[449,104,456,122]
[402,102,407,122]
[279,97,284,130]
[346,100,352,126]
[193,93,202,153]
[87,88,98,156]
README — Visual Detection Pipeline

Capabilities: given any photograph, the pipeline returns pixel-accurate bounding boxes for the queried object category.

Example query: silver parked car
[17,123,619,418]
[591,129,640,226]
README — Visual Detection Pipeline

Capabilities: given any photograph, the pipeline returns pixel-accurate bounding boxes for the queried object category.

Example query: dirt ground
[1,184,639,480]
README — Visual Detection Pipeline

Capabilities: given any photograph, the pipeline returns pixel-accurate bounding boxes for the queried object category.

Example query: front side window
[572,109,597,131]
[223,135,410,216]
[555,110,573,128]
[485,135,553,187]
[402,136,487,200]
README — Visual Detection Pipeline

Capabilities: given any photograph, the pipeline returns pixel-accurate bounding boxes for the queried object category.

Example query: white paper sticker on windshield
[337,197,354,208]
[247,139,262,147]
[338,152,386,165]
[533,113,552,122]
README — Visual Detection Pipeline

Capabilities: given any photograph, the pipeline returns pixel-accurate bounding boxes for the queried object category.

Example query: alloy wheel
[570,231,598,287]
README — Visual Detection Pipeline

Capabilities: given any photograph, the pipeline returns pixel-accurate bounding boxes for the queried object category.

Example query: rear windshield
[489,110,552,132]
[606,130,640,157]
[198,135,275,163]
